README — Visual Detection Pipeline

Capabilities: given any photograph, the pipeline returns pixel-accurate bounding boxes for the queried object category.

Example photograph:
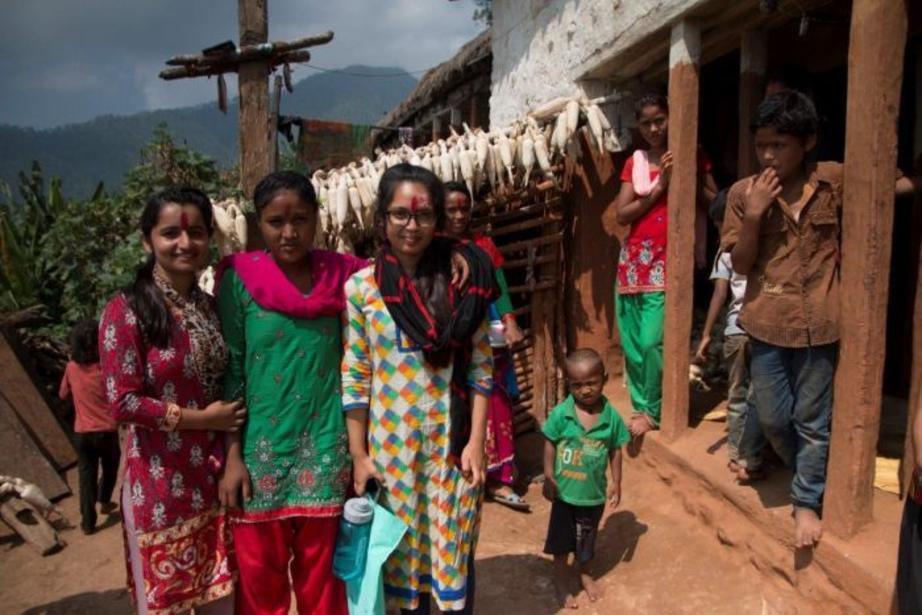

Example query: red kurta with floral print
[100,292,235,614]
[617,151,712,295]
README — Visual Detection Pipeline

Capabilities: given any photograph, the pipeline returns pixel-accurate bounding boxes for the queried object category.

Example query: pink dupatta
[215,250,367,318]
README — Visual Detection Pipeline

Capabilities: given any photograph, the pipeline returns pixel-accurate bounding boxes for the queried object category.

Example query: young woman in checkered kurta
[342,164,494,613]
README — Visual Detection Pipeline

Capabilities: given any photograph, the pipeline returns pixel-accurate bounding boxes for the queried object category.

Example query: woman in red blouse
[99,187,244,614]
[613,94,716,438]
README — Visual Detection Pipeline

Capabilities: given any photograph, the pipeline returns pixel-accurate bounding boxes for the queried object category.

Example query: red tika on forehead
[179,211,190,230]
[409,195,430,213]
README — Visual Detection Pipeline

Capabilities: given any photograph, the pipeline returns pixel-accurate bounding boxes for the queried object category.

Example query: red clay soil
[2,457,777,615]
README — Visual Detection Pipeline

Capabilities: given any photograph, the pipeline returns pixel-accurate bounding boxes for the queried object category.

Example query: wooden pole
[661,19,701,441]
[825,0,908,538]
[269,75,282,173]
[738,29,766,178]
[238,0,271,201]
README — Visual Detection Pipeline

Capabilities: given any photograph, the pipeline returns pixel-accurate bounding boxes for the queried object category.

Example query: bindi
[179,212,190,231]
[409,195,429,214]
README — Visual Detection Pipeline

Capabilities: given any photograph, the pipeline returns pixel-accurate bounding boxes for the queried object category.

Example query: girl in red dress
[100,187,243,614]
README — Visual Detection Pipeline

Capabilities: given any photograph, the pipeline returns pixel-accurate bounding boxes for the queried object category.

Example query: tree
[472,0,493,25]
[450,0,492,26]
[2,127,236,338]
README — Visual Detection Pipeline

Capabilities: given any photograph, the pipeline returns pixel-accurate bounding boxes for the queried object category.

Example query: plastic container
[332,497,374,582]
[488,319,507,348]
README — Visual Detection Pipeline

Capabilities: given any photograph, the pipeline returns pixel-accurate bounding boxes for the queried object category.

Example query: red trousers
[233,516,347,615]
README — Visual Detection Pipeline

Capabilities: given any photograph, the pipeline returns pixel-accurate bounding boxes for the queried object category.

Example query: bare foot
[794,507,823,548]
[552,556,579,609]
[580,571,603,602]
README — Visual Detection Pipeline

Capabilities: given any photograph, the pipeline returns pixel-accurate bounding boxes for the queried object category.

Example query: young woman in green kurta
[216,172,366,615]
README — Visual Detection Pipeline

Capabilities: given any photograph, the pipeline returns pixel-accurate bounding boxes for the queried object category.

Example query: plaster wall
[490,0,706,129]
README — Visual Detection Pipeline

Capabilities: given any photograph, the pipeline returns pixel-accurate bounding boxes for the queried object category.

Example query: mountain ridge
[0,65,416,198]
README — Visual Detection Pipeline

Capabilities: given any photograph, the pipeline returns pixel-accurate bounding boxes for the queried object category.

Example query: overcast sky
[0,1,484,128]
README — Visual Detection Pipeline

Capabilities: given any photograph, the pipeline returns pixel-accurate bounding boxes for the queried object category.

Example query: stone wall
[489,0,707,130]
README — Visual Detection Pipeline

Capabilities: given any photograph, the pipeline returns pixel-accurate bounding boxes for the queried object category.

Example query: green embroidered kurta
[218,269,350,522]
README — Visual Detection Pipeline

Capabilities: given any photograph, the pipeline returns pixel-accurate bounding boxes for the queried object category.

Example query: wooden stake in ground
[159,0,333,201]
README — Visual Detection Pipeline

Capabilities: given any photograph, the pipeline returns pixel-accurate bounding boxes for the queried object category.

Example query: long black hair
[69,319,100,365]
[124,187,213,348]
[375,163,452,328]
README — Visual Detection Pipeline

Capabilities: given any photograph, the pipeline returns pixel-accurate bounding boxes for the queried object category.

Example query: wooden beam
[661,19,701,441]
[825,0,908,539]
[237,0,271,204]
[165,31,333,66]
[738,29,766,178]
[450,107,463,129]
[0,330,76,468]
[0,495,63,556]
[0,393,70,500]
[159,49,310,80]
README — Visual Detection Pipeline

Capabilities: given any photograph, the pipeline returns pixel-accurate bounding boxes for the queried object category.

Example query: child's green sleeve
[542,406,562,442]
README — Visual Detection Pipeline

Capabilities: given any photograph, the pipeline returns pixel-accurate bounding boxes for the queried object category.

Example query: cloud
[0,0,484,128]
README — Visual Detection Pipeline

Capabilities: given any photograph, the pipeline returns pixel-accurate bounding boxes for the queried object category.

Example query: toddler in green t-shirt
[542,348,630,609]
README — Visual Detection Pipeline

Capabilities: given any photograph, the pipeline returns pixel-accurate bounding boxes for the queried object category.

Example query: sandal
[489,490,531,512]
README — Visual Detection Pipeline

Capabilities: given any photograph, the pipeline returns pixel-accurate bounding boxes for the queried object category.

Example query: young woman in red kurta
[100,187,244,614]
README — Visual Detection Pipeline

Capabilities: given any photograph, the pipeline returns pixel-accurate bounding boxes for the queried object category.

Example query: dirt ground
[0,443,775,615]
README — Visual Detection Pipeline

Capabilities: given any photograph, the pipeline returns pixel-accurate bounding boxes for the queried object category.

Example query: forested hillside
[0,65,415,198]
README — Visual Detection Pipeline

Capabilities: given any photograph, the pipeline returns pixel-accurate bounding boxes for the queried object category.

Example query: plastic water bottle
[333,497,374,582]
[488,319,507,347]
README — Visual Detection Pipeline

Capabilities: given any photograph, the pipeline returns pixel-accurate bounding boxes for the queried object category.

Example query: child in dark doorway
[543,348,629,609]
[59,319,120,535]
[613,93,717,438]
[721,90,921,549]
[695,194,765,482]
[443,181,529,512]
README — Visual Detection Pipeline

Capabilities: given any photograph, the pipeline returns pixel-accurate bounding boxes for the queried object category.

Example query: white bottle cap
[343,497,374,524]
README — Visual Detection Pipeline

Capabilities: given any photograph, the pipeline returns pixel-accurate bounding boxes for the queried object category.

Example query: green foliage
[0,162,68,312]
[472,0,493,25]
[278,140,311,176]
[0,127,236,341]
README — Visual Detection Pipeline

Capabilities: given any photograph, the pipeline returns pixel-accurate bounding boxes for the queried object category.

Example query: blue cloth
[346,495,409,615]
[749,340,837,511]
[398,562,476,614]
[723,334,764,470]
